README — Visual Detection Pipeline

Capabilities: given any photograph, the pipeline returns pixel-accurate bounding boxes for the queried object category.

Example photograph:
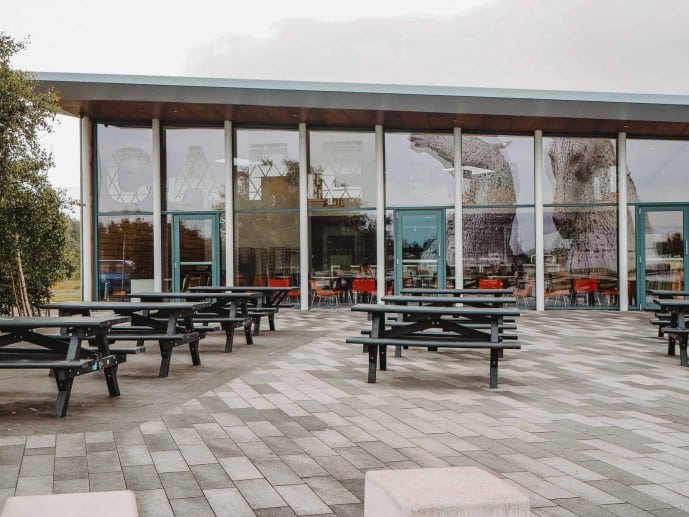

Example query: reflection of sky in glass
[97,125,153,213]
[385,133,454,207]
[310,131,376,207]
[165,128,225,211]
[627,140,689,203]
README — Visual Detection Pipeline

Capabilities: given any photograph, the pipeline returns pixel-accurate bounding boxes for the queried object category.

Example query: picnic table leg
[53,371,74,418]
[221,323,234,352]
[668,336,676,356]
[680,335,688,366]
[189,339,201,366]
[379,345,387,371]
[269,313,276,331]
[489,348,500,389]
[244,321,253,345]
[253,316,261,336]
[368,344,378,383]
[395,345,402,358]
[158,343,172,378]
[103,364,120,397]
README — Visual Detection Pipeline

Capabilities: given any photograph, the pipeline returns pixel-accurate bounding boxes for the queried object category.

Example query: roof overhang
[34,72,689,136]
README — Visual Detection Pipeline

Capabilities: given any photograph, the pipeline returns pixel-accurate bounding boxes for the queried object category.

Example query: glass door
[637,206,689,308]
[394,210,445,293]
[172,213,221,291]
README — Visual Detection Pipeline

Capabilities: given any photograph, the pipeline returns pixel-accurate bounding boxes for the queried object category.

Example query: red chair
[309,280,341,306]
[352,277,376,303]
[268,278,300,303]
[573,278,599,306]
[478,278,503,289]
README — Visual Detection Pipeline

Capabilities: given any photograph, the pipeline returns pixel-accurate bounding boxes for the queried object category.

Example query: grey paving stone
[304,476,360,505]
[255,460,302,485]
[86,441,116,453]
[169,496,216,517]
[0,465,20,489]
[19,454,54,477]
[255,507,298,517]
[89,470,126,491]
[590,479,671,510]
[204,487,255,517]
[160,471,203,499]
[219,455,263,480]
[53,478,90,494]
[190,463,234,490]
[314,456,363,481]
[0,446,24,465]
[15,475,52,495]
[282,454,330,478]
[276,484,332,516]
[331,503,365,517]
[264,436,306,456]
[86,450,121,473]
[236,478,286,509]
[205,437,244,458]
[123,465,163,490]
[152,451,189,473]
[119,444,154,466]
[144,433,179,452]
[54,456,88,481]
[135,489,175,517]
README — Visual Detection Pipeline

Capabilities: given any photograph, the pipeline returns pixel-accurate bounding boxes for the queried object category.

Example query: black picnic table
[0,315,130,417]
[400,288,514,297]
[189,285,298,334]
[653,299,689,366]
[383,295,517,308]
[347,303,521,388]
[42,301,210,378]
[133,291,260,352]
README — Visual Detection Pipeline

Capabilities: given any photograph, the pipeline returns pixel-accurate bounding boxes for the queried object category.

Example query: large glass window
[385,132,454,207]
[308,131,376,209]
[164,128,225,211]
[626,139,689,203]
[234,212,299,286]
[235,129,299,210]
[542,137,619,308]
[97,216,154,299]
[97,125,153,213]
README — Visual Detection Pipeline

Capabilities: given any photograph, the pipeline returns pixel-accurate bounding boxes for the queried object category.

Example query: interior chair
[268,277,300,304]
[512,279,535,306]
[573,278,600,306]
[352,277,377,303]
[309,280,341,307]
[478,278,503,289]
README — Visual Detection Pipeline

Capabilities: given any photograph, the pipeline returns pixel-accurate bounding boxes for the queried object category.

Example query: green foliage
[0,33,74,314]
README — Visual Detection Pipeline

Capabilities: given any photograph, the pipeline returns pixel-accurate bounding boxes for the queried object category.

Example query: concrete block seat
[365,466,529,517]
[1,490,138,517]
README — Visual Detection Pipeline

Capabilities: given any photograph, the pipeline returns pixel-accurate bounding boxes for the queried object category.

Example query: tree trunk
[15,244,31,317]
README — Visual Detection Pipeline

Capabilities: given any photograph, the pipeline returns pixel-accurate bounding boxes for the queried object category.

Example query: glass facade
[97,216,154,299]
[543,137,618,308]
[89,120,689,310]
[97,125,153,213]
[164,128,225,211]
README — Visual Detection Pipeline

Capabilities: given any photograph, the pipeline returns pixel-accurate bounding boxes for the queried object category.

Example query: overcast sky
[3,0,689,210]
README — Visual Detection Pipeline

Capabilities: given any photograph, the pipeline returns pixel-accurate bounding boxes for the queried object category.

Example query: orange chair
[513,279,534,305]
[268,278,300,304]
[573,278,600,306]
[478,278,503,289]
[309,280,341,307]
[352,277,376,303]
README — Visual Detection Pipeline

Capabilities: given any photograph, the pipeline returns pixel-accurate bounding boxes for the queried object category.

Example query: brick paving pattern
[2,309,689,516]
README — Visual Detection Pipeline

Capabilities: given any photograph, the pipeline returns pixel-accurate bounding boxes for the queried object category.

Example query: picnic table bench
[0,315,130,416]
[42,301,209,378]
[648,290,689,337]
[347,303,521,388]
[189,285,296,335]
[400,287,514,297]
[133,291,259,352]
[653,299,689,366]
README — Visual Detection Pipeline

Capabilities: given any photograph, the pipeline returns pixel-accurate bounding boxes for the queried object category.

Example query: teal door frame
[393,209,446,294]
[171,212,221,291]
[636,204,689,309]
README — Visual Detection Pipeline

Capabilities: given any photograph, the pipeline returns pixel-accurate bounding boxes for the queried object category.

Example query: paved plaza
[2,309,689,516]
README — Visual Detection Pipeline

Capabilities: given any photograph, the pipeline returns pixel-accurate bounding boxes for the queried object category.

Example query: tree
[0,33,73,315]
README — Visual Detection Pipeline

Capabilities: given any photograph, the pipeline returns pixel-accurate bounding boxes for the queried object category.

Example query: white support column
[534,130,545,311]
[618,132,628,311]
[376,125,385,302]
[453,127,463,288]
[80,116,93,301]
[299,123,309,310]
[224,121,235,286]
[152,119,162,291]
